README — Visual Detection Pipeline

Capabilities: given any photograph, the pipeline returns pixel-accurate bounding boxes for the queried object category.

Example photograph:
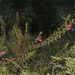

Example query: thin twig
[1,58,21,69]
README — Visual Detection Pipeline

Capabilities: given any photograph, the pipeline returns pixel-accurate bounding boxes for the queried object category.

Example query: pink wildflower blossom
[67,25,72,31]
[0,51,5,56]
[64,22,68,25]
[37,36,42,43]
[64,22,73,31]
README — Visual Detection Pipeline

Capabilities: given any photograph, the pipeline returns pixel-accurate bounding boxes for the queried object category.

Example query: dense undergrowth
[0,15,75,75]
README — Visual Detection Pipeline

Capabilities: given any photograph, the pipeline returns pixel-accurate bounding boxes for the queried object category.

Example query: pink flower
[64,21,73,31]
[64,22,68,25]
[67,25,72,31]
[0,51,5,56]
[37,36,42,43]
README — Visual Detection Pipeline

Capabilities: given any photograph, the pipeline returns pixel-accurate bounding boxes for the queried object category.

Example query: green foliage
[20,69,39,75]
[7,25,23,55]
[0,15,75,75]
[25,22,29,34]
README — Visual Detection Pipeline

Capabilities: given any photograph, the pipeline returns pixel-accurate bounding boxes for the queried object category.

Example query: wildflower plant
[0,14,75,75]
[36,31,43,44]
[7,25,23,55]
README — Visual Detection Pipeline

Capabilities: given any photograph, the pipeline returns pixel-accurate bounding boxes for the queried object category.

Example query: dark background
[0,0,75,36]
